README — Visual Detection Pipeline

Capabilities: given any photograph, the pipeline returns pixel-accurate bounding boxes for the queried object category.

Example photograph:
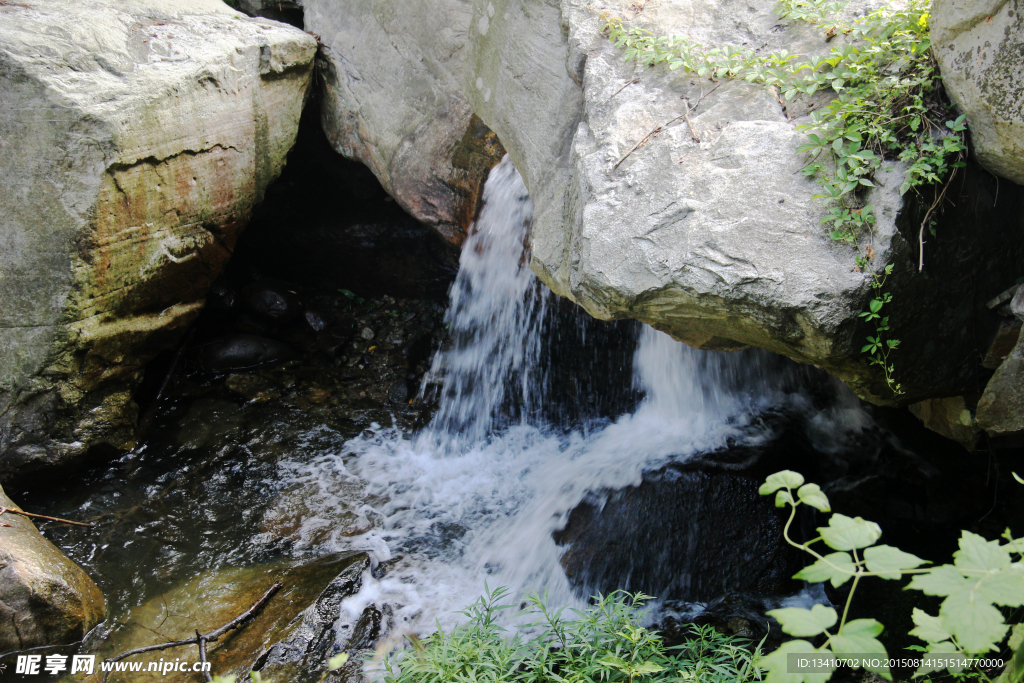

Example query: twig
[682,99,700,143]
[609,77,640,100]
[918,167,958,272]
[102,580,283,682]
[0,506,95,528]
[197,631,212,683]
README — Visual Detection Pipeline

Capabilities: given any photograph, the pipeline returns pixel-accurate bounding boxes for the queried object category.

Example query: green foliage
[379,587,764,683]
[604,0,968,396]
[758,470,1024,683]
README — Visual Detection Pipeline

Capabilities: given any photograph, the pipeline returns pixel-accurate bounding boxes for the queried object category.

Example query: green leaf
[761,640,835,683]
[633,662,665,675]
[954,531,1011,572]
[1013,471,1024,485]
[916,641,961,677]
[328,653,349,670]
[818,513,882,551]
[831,624,890,678]
[978,563,1024,606]
[760,471,805,495]
[797,483,831,512]
[600,655,628,671]
[863,545,927,579]
[869,299,883,313]
[940,590,1008,654]
[776,489,796,508]
[767,605,838,637]
[795,551,858,587]
[909,608,951,644]
[908,565,970,596]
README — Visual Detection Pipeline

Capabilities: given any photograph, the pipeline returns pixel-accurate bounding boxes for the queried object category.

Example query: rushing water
[269,157,875,638]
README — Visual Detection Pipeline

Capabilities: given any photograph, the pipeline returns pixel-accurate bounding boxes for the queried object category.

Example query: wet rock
[256,554,377,682]
[0,0,316,476]
[977,331,1024,442]
[982,319,1022,369]
[86,554,366,683]
[197,335,295,373]
[554,465,802,602]
[242,283,301,324]
[225,374,279,403]
[387,380,410,405]
[0,485,105,652]
[909,396,981,451]
[176,399,245,450]
[360,327,375,341]
[932,0,1024,184]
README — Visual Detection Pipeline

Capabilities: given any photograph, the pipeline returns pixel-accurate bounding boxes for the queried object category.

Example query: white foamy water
[270,157,873,639]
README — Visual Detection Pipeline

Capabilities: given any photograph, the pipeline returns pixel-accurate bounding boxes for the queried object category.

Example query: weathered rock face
[0,0,316,477]
[932,0,1024,186]
[303,0,506,245]
[0,485,105,652]
[308,0,1024,406]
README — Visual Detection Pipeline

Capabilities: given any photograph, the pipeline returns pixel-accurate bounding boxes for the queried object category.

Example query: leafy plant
[603,0,969,396]
[758,470,1023,683]
[379,586,764,683]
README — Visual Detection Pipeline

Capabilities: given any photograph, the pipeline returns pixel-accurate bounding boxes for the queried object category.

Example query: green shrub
[379,587,764,683]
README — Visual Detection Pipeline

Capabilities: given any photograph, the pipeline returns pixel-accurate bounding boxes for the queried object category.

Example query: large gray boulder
[0,0,316,477]
[308,0,1024,405]
[304,0,506,246]
[0,485,105,651]
[932,0,1024,186]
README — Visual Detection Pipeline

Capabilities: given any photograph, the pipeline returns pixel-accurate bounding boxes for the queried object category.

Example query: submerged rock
[0,485,105,652]
[0,0,316,476]
[87,554,367,683]
[196,335,295,373]
[554,465,802,602]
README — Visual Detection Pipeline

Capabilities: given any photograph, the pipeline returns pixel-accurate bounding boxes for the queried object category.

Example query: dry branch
[101,580,284,682]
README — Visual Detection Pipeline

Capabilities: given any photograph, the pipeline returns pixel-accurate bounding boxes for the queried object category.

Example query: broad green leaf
[916,641,961,677]
[831,630,890,679]
[600,655,628,670]
[818,513,882,551]
[767,604,837,637]
[939,590,1009,654]
[761,640,835,683]
[794,551,857,587]
[840,619,884,638]
[1012,623,1024,651]
[328,653,349,670]
[797,483,831,512]
[909,608,950,643]
[776,489,795,508]
[760,471,805,495]
[954,530,1011,572]
[978,563,1024,606]
[863,545,927,579]
[908,565,970,596]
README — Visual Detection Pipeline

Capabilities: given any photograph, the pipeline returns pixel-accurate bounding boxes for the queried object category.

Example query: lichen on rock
[0,0,317,476]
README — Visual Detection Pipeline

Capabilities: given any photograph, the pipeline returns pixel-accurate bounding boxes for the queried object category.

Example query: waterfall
[418,157,548,454]
[272,156,869,635]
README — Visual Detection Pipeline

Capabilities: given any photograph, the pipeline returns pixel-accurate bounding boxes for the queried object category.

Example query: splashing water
[271,156,870,636]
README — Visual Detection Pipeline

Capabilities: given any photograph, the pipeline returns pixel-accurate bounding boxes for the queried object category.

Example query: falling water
[271,156,871,638]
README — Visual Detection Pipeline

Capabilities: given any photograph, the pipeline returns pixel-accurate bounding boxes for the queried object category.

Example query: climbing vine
[603,0,969,396]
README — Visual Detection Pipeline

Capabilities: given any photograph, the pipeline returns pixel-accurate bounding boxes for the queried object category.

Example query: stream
[10,156,1008,682]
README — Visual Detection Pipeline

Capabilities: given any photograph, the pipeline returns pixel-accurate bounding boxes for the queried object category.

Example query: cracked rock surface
[0,0,316,476]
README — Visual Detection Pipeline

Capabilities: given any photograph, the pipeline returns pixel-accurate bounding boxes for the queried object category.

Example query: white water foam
[270,157,872,639]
